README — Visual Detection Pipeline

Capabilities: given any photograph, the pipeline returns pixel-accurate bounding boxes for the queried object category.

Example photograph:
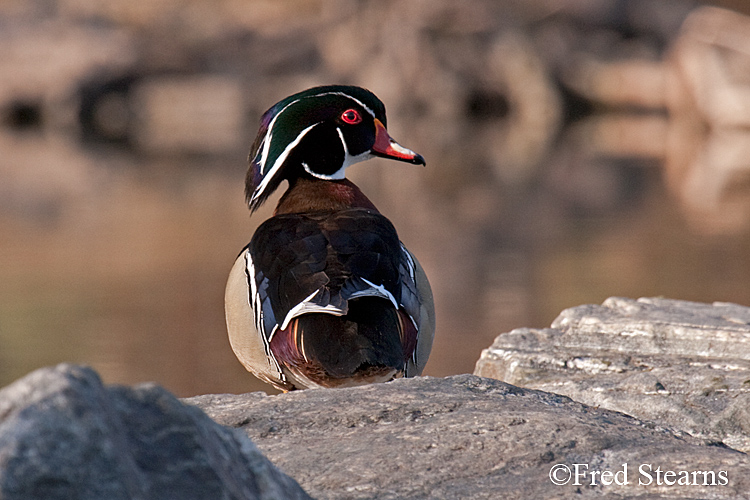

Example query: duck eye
[341,109,362,125]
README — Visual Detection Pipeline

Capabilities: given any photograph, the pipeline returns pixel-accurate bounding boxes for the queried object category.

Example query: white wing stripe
[279,289,347,331]
[359,278,400,310]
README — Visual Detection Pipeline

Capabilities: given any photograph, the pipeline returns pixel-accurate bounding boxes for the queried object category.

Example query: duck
[225,85,435,391]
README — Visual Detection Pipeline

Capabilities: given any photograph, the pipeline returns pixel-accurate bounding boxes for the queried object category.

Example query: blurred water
[1,115,749,397]
[2,0,750,396]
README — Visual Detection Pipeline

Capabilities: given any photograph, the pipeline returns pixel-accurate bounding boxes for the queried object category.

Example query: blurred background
[2,0,750,396]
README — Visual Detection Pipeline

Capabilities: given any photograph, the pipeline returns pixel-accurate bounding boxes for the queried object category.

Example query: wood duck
[225,85,435,391]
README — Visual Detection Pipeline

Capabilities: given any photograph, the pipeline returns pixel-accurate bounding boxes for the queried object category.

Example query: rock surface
[5,297,750,499]
[475,296,750,453]
[189,374,749,500]
[0,364,311,500]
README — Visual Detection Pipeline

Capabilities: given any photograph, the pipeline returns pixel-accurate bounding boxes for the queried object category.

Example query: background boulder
[475,296,750,452]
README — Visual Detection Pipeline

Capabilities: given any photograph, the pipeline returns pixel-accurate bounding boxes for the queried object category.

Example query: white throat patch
[302,126,371,180]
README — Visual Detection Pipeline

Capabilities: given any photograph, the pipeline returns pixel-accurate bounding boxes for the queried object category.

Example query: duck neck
[275,177,379,215]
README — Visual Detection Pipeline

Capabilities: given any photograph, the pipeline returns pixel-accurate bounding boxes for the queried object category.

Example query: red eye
[341,109,362,125]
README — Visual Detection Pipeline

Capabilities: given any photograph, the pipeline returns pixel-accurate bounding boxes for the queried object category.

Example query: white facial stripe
[266,93,375,148]
[251,121,320,204]
[257,134,268,170]
[252,90,378,204]
[318,91,376,119]
[258,98,301,173]
[259,90,376,171]
[293,91,376,119]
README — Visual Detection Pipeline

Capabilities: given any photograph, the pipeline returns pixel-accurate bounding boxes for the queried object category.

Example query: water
[2,0,750,395]
[1,109,749,397]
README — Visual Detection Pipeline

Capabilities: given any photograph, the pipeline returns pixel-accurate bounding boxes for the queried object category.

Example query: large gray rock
[189,374,749,500]
[475,296,750,452]
[0,364,311,500]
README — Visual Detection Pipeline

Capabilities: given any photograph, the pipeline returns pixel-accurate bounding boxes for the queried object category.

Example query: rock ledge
[190,373,748,499]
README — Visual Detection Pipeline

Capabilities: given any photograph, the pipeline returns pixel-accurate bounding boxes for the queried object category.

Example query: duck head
[245,85,425,211]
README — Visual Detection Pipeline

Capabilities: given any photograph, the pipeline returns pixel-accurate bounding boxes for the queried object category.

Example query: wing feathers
[279,289,347,331]
[238,209,434,385]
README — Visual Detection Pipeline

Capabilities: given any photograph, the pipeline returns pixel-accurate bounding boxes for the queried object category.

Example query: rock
[485,31,563,185]
[475,296,750,453]
[561,59,667,110]
[662,6,750,234]
[188,374,749,499]
[0,364,312,500]
[0,20,136,121]
[131,75,246,154]
[669,6,750,128]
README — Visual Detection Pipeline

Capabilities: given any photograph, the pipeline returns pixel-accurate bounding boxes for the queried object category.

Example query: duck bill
[371,119,426,165]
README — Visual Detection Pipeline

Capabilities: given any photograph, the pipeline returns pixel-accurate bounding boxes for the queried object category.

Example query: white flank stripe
[400,243,416,282]
[244,251,285,380]
[244,251,261,337]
